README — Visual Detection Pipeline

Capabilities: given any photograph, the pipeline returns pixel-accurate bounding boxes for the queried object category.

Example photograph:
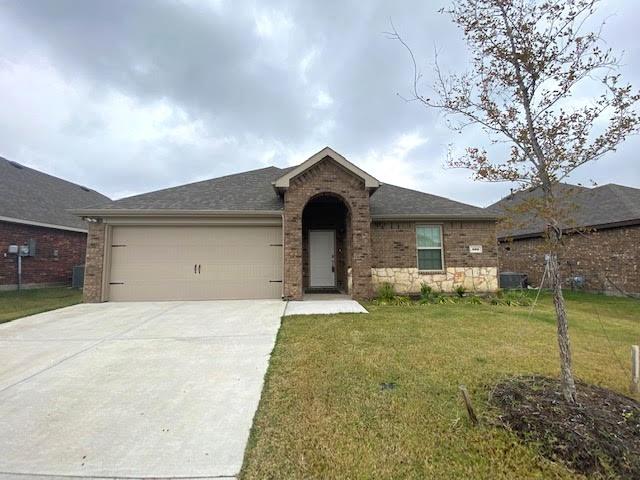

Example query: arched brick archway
[302,193,351,293]
[282,156,373,300]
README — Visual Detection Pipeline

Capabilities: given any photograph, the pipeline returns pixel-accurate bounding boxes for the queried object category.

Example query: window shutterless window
[416,225,443,271]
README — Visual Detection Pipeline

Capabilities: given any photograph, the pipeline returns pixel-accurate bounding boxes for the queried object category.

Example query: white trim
[416,224,445,272]
[72,209,283,217]
[0,215,87,233]
[273,147,380,189]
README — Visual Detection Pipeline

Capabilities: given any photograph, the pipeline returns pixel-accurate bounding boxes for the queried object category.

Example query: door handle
[198,264,201,274]
[194,264,197,274]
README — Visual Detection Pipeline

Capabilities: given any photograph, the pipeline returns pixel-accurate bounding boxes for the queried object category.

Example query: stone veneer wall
[83,221,106,302]
[370,220,498,294]
[499,224,640,295]
[283,156,373,300]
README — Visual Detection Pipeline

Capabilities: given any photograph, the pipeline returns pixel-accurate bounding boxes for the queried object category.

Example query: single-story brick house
[490,182,640,296]
[0,156,110,290]
[74,147,498,302]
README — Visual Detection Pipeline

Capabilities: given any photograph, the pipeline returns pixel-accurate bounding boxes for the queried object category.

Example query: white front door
[309,230,335,288]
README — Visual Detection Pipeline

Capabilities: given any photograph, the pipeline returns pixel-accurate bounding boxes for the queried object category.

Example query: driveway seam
[0,302,185,396]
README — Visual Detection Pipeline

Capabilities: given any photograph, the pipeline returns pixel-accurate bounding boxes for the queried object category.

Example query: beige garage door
[108,225,282,301]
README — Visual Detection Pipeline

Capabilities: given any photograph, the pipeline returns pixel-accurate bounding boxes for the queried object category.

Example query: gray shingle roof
[78,164,494,219]
[85,166,293,211]
[0,157,110,231]
[369,183,493,218]
[489,183,640,238]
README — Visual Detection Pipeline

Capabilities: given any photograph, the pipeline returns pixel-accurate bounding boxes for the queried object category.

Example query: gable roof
[489,182,640,238]
[0,156,110,232]
[75,149,494,220]
[273,147,380,190]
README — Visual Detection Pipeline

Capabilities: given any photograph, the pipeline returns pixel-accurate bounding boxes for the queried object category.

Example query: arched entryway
[302,193,351,293]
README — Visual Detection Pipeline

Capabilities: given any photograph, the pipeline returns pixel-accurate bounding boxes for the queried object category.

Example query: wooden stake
[459,385,479,426]
[631,345,639,394]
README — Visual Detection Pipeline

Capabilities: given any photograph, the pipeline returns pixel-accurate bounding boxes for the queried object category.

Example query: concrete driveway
[0,300,285,479]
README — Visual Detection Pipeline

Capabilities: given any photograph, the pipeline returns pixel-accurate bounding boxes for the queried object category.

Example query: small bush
[420,282,432,299]
[392,296,412,306]
[454,285,466,298]
[377,282,396,303]
[468,295,483,305]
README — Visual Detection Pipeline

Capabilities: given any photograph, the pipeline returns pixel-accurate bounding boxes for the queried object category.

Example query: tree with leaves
[389,0,639,403]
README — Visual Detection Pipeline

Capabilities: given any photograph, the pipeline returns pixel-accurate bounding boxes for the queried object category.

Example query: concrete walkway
[284,294,368,316]
[0,300,285,479]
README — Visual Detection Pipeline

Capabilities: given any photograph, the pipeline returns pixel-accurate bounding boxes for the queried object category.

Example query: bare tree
[388,0,639,403]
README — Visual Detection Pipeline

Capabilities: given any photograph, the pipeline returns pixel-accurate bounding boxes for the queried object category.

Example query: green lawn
[0,287,83,324]
[241,292,640,479]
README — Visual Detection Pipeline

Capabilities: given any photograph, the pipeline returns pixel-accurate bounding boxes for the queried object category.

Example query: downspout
[17,255,21,291]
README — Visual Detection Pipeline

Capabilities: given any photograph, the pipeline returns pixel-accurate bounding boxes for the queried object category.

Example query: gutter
[0,215,88,233]
[497,218,640,241]
[71,209,284,218]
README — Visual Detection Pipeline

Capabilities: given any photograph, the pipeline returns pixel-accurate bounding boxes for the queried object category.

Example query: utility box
[72,265,85,289]
[499,272,528,289]
[27,238,37,257]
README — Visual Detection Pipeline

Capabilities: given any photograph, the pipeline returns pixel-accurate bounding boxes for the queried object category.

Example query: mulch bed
[489,376,640,478]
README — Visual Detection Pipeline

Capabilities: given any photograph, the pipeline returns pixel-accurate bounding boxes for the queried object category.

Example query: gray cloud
[0,0,638,206]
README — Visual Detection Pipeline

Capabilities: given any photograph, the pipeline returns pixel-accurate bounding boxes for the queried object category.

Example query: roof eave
[0,215,88,233]
[497,217,640,240]
[72,209,284,218]
[371,213,498,221]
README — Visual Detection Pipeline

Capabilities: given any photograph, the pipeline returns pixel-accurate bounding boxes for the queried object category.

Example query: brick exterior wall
[370,220,499,294]
[0,220,86,289]
[498,224,640,295]
[283,157,372,300]
[83,222,107,302]
[371,220,498,268]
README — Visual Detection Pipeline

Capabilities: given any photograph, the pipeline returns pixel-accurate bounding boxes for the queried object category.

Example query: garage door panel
[108,225,282,301]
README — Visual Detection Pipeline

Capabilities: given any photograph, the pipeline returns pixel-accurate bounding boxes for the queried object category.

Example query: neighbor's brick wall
[371,220,498,269]
[283,156,373,300]
[498,224,640,295]
[0,220,86,288]
[83,222,107,302]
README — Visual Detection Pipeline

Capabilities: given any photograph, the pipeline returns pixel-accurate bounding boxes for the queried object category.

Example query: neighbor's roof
[0,156,110,232]
[75,162,494,220]
[489,182,640,238]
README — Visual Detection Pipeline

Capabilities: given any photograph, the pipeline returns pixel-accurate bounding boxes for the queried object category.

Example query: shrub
[468,295,483,305]
[454,285,466,298]
[377,282,396,303]
[420,282,432,299]
[392,296,412,306]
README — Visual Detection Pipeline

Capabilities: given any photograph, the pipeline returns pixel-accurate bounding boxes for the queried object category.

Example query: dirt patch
[490,376,640,478]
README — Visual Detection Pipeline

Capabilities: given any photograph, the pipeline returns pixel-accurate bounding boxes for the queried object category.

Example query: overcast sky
[1,0,638,207]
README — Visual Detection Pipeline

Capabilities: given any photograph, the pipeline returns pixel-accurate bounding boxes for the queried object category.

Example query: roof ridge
[1,155,108,199]
[110,165,286,203]
[604,183,640,216]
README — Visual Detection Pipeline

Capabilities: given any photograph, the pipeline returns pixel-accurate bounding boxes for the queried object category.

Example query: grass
[241,291,640,479]
[0,287,83,324]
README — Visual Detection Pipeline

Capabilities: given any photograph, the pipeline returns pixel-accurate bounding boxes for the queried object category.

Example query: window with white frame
[416,225,443,271]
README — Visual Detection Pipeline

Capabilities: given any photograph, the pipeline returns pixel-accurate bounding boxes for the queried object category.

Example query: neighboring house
[0,157,110,290]
[490,183,640,296]
[74,147,498,302]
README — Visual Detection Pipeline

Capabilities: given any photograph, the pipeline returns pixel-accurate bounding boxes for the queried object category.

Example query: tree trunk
[547,238,578,403]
